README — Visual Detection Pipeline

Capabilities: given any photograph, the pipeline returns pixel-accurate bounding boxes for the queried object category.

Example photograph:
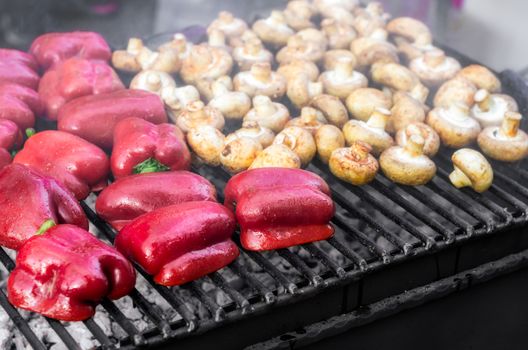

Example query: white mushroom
[230,120,275,148]
[470,89,518,128]
[130,70,176,95]
[343,107,394,156]
[426,103,481,148]
[315,124,345,163]
[449,148,493,193]
[250,144,301,169]
[220,136,262,173]
[208,11,248,39]
[233,62,287,100]
[252,11,295,48]
[162,85,201,120]
[180,44,233,84]
[187,125,225,166]
[273,126,317,166]
[409,49,461,88]
[176,101,225,133]
[318,56,368,99]
[232,39,273,71]
[208,76,252,120]
[244,95,290,133]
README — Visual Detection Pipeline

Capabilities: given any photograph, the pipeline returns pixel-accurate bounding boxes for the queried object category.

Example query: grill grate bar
[83,318,115,349]
[229,260,276,304]
[277,249,324,287]
[326,236,368,271]
[493,170,528,200]
[302,243,346,278]
[185,281,224,321]
[128,289,172,337]
[0,249,15,271]
[45,318,83,350]
[209,272,252,313]
[100,299,146,346]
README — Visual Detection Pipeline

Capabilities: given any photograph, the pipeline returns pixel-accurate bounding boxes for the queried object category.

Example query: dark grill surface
[1,56,528,349]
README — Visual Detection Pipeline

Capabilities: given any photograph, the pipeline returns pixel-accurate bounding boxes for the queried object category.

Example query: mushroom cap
[244,96,290,133]
[320,5,356,26]
[350,37,399,70]
[130,70,176,95]
[286,74,324,109]
[158,33,193,61]
[233,62,287,99]
[319,57,368,99]
[409,50,461,88]
[310,94,349,128]
[250,144,301,169]
[395,122,440,157]
[388,92,426,132]
[162,85,200,120]
[470,90,518,128]
[477,112,528,162]
[252,11,295,47]
[112,50,141,73]
[180,44,233,84]
[208,11,248,39]
[284,0,316,31]
[386,17,432,45]
[397,42,438,63]
[450,148,493,192]
[232,39,273,71]
[186,125,225,166]
[273,126,317,166]
[286,107,327,135]
[456,64,501,93]
[220,136,263,173]
[323,49,357,71]
[232,121,275,148]
[329,142,379,185]
[433,77,477,108]
[136,46,181,73]
[342,109,394,156]
[314,0,359,13]
[371,62,425,97]
[315,124,346,164]
[426,104,481,148]
[176,101,225,133]
[277,59,320,83]
[276,37,326,65]
[208,90,251,120]
[321,19,357,50]
[379,135,436,186]
[345,88,392,122]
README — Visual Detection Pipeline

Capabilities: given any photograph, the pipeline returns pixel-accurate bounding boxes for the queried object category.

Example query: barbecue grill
[2,23,528,350]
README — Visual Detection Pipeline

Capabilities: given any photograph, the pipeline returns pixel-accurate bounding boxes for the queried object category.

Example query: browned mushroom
[113,38,181,73]
[276,29,328,65]
[343,107,394,156]
[345,88,392,122]
[187,125,225,166]
[273,126,317,166]
[350,37,399,71]
[158,33,193,61]
[426,103,481,148]
[321,18,357,50]
[244,95,290,133]
[233,62,287,100]
[208,11,248,39]
[250,144,301,169]
[286,107,327,135]
[176,101,225,133]
[111,37,143,72]
[287,74,324,109]
[470,89,518,128]
[231,120,275,148]
[386,17,432,47]
[433,77,477,108]
[208,76,252,120]
[395,122,440,157]
[323,49,357,71]
[220,136,262,173]
[388,92,426,132]
[371,62,429,103]
[283,0,316,31]
[180,44,233,84]
[277,59,320,83]
[409,49,461,88]
[315,124,345,163]
[232,38,273,71]
[252,11,295,48]
[449,148,493,192]
[329,141,379,185]
[310,94,349,128]
[319,56,368,99]
[456,64,501,92]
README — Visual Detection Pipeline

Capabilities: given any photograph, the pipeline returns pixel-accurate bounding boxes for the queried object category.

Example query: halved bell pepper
[0,150,11,170]
[14,130,109,200]
[0,49,40,89]
[30,31,112,70]
[224,168,335,251]
[8,224,136,321]
[96,171,217,230]
[115,201,238,286]
[111,117,190,179]
[0,83,44,130]
[39,58,124,120]
[0,119,23,151]
[57,89,168,149]
[0,164,88,249]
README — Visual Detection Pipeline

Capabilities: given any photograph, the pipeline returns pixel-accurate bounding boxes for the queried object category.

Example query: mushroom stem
[191,46,213,68]
[275,133,297,149]
[349,141,370,161]
[308,82,324,98]
[366,107,391,129]
[404,134,425,156]
[208,29,226,47]
[334,57,355,76]
[146,72,162,90]
[500,111,521,137]
[423,49,445,67]
[211,80,230,96]
[409,84,428,103]
[474,89,491,112]
[127,38,143,54]
[219,11,234,23]
[187,101,207,119]
[172,34,188,52]
[251,63,272,82]
[270,10,286,23]
[254,96,277,116]
[449,166,472,189]
[244,39,262,55]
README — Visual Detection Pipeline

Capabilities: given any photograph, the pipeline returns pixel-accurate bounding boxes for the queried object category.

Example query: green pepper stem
[25,128,36,138]
[36,219,56,235]
[133,158,170,174]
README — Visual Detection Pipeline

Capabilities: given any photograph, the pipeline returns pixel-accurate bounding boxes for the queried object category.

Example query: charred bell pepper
[224,168,335,251]
[115,201,238,286]
[0,164,88,249]
[111,117,190,179]
[39,58,124,120]
[0,49,40,89]
[96,171,217,230]
[8,224,136,321]
[30,31,112,70]
[0,83,44,130]
[14,130,109,200]
[57,89,168,149]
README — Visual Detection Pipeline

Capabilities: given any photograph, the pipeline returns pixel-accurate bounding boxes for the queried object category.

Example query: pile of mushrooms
[110,2,526,191]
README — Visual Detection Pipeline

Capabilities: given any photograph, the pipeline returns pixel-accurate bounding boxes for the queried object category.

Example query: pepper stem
[25,128,36,138]
[133,158,170,174]
[36,219,56,235]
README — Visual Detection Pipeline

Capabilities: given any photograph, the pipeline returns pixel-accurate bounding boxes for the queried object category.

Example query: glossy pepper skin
[0,83,44,130]
[30,31,112,70]
[14,130,109,200]
[111,117,191,179]
[0,164,88,249]
[115,201,238,286]
[0,119,23,170]
[96,171,217,230]
[39,58,124,120]
[8,224,136,321]
[224,168,335,251]
[57,90,168,149]
[0,49,40,89]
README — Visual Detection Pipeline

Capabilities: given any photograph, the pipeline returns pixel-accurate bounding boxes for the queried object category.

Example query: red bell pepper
[111,117,190,179]
[0,49,40,89]
[115,201,238,286]
[29,31,112,70]
[14,130,109,200]
[224,168,335,251]
[0,83,44,130]
[96,171,217,230]
[8,224,136,321]
[0,164,88,249]
[57,90,168,149]
[39,58,124,120]
[0,150,11,170]
[0,119,23,151]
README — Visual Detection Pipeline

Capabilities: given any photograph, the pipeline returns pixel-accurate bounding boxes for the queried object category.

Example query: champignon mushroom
[162,85,201,120]
[277,59,320,83]
[386,17,432,46]
[180,44,233,84]
[321,18,357,50]
[397,42,438,64]
[318,5,356,26]
[426,103,481,148]
[323,49,357,71]
[315,124,345,163]
[208,76,252,120]
[187,125,225,166]
[135,47,181,75]
[456,64,501,92]
[286,107,327,135]
[477,111,528,162]
[379,134,436,186]
[448,148,493,192]
[250,144,301,169]
[433,77,477,108]
[283,0,316,31]
[231,120,275,148]
[353,4,388,38]
[409,49,461,88]
[244,95,290,133]
[470,89,518,128]
[112,37,144,72]
[232,38,273,71]
[350,37,399,72]
[276,29,328,65]
[287,74,323,109]
[208,11,248,39]
[273,126,317,166]
[395,122,440,157]
[220,136,262,173]
[345,88,392,122]
[233,62,287,100]
[329,141,379,185]
[252,11,295,48]
[158,33,193,61]
[130,70,176,95]
[343,107,394,156]
[207,29,230,51]
[176,101,225,133]
[228,29,259,49]
[310,94,349,128]
[389,92,426,132]
[314,0,358,13]
[371,62,429,103]
[318,56,368,99]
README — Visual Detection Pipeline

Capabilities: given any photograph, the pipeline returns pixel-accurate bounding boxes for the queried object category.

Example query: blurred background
[0,0,526,75]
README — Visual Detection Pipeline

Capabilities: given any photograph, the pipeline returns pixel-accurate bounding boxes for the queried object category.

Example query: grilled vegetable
[0,83,43,131]
[0,49,39,89]
[449,149,493,193]
[478,111,528,162]
[329,141,379,185]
